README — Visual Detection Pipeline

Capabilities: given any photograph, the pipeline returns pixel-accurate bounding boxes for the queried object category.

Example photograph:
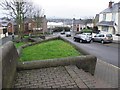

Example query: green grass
[20,40,81,61]
[14,42,25,48]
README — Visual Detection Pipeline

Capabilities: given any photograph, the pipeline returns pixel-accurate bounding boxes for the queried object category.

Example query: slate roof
[73,19,93,25]
[100,2,120,13]
[0,18,17,27]
[97,21,115,27]
[73,19,84,25]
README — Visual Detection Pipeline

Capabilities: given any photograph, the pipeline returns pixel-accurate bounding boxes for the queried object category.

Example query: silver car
[73,33,92,43]
[92,33,113,44]
[65,32,71,37]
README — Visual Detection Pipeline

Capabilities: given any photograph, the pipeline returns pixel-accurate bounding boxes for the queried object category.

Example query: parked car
[60,31,65,34]
[92,33,113,44]
[65,31,71,37]
[73,33,92,43]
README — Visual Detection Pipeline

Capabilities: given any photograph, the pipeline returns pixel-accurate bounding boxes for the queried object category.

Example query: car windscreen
[106,34,112,37]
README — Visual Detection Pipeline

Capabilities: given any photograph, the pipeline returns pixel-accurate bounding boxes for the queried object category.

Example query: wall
[0,46,2,90]
[2,41,19,88]
[95,59,119,88]
[41,15,48,33]
[98,26,102,31]
[7,22,14,34]
[118,12,120,34]
[99,14,103,22]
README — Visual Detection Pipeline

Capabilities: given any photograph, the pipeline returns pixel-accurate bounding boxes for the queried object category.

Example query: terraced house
[97,1,120,35]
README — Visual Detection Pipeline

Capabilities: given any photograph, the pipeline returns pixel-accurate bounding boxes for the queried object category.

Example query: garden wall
[17,55,97,75]
[1,41,19,88]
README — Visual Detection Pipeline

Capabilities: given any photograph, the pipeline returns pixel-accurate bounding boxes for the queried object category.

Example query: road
[61,35,119,67]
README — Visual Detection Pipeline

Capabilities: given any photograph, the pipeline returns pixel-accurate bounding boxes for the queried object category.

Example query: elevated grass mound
[14,42,25,48]
[20,40,81,61]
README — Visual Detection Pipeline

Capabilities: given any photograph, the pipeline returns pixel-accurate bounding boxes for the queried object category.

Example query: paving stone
[13,66,78,88]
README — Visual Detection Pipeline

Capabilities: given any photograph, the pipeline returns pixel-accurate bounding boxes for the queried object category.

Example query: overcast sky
[33,0,119,19]
[0,0,119,19]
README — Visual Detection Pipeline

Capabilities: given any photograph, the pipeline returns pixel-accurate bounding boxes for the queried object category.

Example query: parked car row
[73,33,113,44]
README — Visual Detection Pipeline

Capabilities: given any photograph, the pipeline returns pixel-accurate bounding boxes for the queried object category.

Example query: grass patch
[20,40,81,61]
[14,42,25,48]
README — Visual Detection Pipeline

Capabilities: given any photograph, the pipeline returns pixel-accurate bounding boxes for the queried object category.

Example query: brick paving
[14,66,79,88]
[14,65,112,88]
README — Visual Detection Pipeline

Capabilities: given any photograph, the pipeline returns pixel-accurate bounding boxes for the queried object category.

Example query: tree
[0,0,36,40]
[34,6,44,28]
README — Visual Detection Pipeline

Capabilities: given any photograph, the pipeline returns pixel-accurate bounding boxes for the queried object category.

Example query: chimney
[73,18,75,20]
[44,15,46,18]
[109,1,114,8]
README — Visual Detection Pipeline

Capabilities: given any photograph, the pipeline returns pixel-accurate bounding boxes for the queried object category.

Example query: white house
[97,1,120,35]
[72,18,94,32]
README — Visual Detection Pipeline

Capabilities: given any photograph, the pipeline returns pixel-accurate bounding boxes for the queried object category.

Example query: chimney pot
[109,1,114,8]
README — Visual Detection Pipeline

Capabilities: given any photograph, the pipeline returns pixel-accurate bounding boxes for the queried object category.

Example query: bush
[81,29,92,33]
[53,27,70,32]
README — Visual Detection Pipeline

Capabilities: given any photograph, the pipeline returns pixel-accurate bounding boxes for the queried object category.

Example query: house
[0,18,8,38]
[72,18,85,32]
[24,15,48,34]
[97,1,120,35]
[72,18,94,32]
[93,14,99,26]
[0,17,17,36]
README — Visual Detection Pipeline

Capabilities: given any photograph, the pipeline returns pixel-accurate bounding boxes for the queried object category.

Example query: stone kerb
[17,55,97,75]
[95,59,120,88]
[0,46,2,90]
[1,41,19,88]
[59,36,90,55]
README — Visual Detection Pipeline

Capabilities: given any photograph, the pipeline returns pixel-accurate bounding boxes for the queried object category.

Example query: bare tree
[33,6,44,29]
[0,0,34,40]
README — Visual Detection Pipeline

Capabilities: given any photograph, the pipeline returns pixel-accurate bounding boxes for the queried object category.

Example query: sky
[0,0,119,19]
[33,0,119,19]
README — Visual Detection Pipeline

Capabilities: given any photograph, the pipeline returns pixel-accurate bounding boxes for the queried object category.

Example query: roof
[73,19,84,25]
[73,19,93,25]
[0,18,16,26]
[97,21,115,27]
[100,2,120,13]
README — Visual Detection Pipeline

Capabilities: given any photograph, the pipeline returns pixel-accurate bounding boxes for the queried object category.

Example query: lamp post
[63,19,65,32]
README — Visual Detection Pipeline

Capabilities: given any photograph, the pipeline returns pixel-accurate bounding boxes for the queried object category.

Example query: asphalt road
[61,35,119,67]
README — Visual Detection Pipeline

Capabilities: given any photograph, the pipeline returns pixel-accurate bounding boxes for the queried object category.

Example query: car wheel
[79,39,83,43]
[88,41,91,43]
[90,39,93,43]
[73,38,76,41]
[101,40,104,44]
[92,38,94,42]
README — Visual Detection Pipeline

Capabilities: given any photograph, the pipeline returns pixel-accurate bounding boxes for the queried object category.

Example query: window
[106,34,112,37]
[103,14,106,21]
[99,34,104,37]
[112,13,116,21]
[102,26,108,32]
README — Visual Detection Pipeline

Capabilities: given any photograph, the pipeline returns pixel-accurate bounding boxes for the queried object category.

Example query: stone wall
[0,46,2,90]
[95,59,120,88]
[2,41,19,88]
[17,55,97,75]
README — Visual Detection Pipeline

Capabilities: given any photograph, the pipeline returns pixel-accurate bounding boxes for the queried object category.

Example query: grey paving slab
[13,65,114,88]
[14,66,79,88]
